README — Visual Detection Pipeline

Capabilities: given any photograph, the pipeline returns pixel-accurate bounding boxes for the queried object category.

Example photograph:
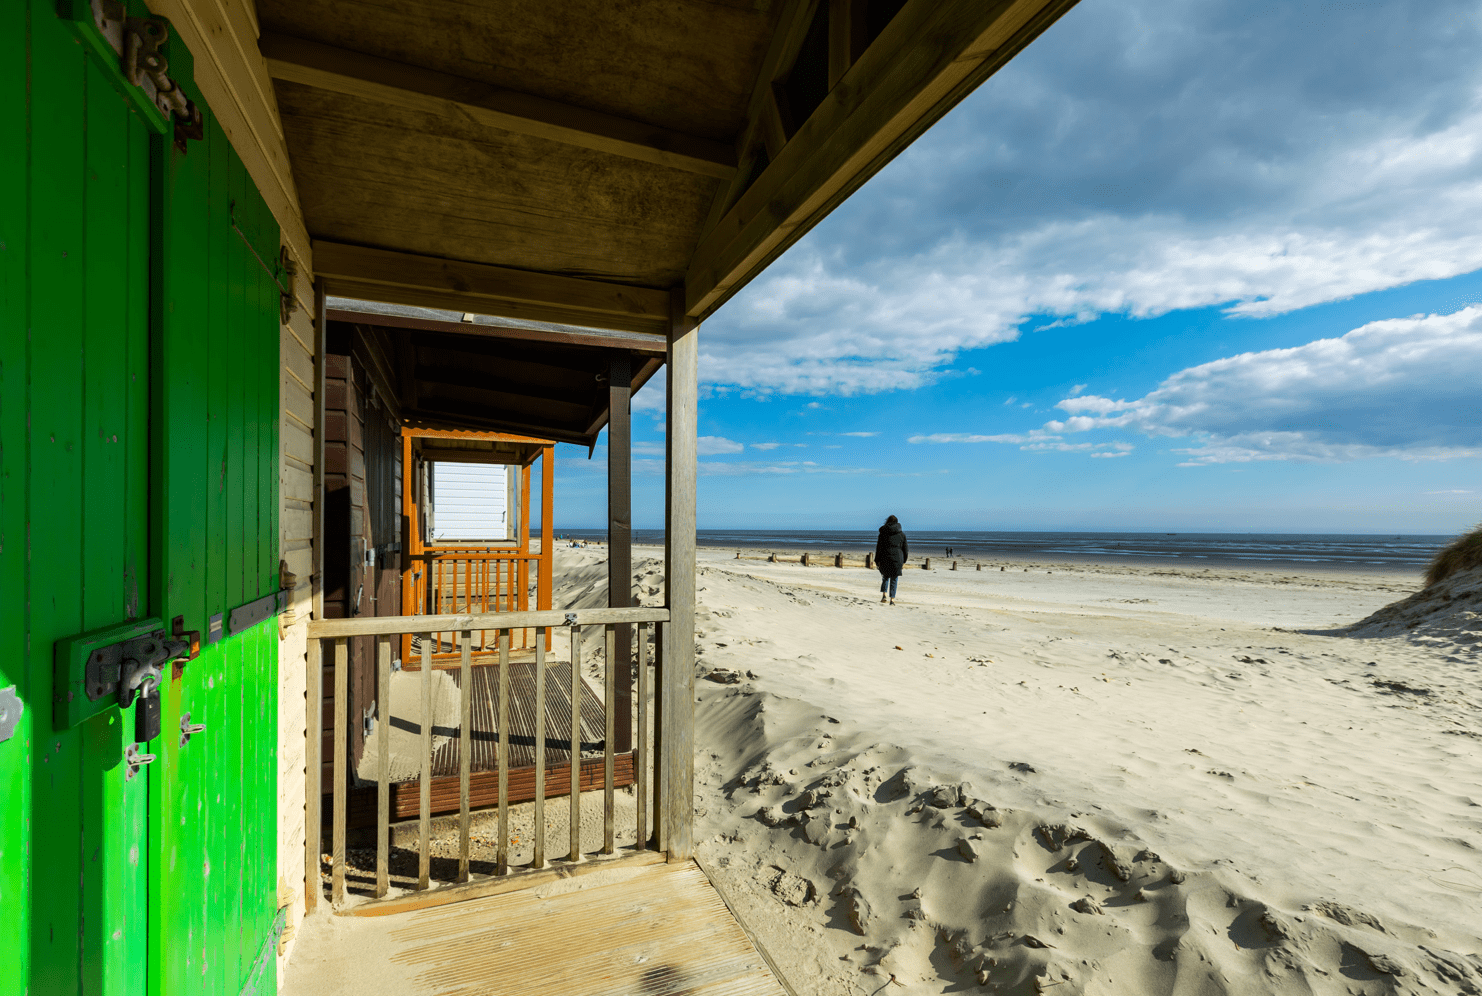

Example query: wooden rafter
[325,309,668,356]
[686,0,1081,318]
[261,33,737,180]
[314,242,672,336]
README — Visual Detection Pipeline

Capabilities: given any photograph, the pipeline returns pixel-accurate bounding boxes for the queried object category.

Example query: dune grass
[1425,524,1482,588]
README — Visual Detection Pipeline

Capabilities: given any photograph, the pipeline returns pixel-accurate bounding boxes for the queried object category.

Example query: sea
[554,530,1453,574]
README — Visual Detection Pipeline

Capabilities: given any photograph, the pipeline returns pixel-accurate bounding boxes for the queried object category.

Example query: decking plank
[282,860,787,996]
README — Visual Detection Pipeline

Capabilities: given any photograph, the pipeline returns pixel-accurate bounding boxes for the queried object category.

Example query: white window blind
[428,463,511,542]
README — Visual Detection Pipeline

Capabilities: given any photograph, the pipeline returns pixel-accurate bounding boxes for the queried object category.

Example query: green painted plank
[152,66,212,993]
[0,0,32,988]
[27,4,88,991]
[78,56,151,996]
[252,196,275,975]
[202,111,239,996]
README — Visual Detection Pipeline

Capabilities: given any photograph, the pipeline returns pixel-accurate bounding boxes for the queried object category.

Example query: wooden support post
[419,633,432,890]
[497,628,510,875]
[306,638,323,912]
[835,552,843,568]
[608,352,633,752]
[331,637,348,907]
[636,622,649,850]
[376,635,391,898]
[661,289,698,861]
[569,624,583,862]
[532,627,547,869]
[458,631,472,883]
[603,624,617,854]
[865,552,873,570]
[306,277,327,914]
[539,445,554,650]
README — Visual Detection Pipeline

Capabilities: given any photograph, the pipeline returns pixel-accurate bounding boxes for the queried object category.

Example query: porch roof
[240,0,1080,332]
[330,299,664,447]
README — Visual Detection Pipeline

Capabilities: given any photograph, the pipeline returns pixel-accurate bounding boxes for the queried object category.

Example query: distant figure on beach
[876,515,909,605]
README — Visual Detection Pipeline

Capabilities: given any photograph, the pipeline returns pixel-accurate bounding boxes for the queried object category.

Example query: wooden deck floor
[283,858,790,996]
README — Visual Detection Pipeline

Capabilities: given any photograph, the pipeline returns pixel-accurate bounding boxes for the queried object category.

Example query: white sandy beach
[552,545,1482,996]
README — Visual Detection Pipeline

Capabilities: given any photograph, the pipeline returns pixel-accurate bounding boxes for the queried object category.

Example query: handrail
[308,606,670,640]
[313,610,664,911]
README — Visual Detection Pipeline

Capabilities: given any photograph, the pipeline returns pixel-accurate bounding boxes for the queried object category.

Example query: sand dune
[553,548,1482,995]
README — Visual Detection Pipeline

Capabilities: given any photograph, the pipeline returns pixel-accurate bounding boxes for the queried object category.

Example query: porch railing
[409,550,546,653]
[307,606,667,911]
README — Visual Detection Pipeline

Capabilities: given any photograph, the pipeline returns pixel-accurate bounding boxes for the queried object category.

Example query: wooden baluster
[636,622,649,851]
[497,627,511,875]
[332,637,348,907]
[603,624,616,854]
[458,630,472,883]
[376,635,391,898]
[569,623,582,862]
[305,638,323,912]
[532,626,547,869]
[419,631,432,890]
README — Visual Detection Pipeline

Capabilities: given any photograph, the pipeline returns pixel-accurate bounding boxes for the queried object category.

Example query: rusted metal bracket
[88,0,203,150]
[280,247,299,324]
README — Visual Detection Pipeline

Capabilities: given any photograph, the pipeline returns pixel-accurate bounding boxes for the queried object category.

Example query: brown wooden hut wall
[322,324,403,791]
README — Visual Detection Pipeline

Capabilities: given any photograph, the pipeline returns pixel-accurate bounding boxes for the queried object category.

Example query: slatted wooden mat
[283,859,789,996]
[375,659,634,821]
[431,660,608,776]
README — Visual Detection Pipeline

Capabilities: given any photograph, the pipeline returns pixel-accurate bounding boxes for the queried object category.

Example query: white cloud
[694,1,1482,395]
[1045,306,1482,464]
[751,442,782,451]
[632,441,665,456]
[840,431,879,437]
[908,432,1134,457]
[696,436,744,456]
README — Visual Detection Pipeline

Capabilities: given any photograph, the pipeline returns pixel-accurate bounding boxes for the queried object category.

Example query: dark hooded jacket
[875,520,909,576]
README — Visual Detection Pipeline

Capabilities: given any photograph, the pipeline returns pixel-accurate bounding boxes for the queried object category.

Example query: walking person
[876,515,909,604]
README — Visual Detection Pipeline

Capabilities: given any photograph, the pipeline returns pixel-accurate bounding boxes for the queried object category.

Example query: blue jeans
[879,574,898,598]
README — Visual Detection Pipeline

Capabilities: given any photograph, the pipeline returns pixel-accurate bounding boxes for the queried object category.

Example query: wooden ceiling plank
[686,0,1080,318]
[315,241,672,336]
[261,33,737,180]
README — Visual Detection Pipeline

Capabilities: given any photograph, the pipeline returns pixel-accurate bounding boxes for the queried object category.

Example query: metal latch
[55,618,196,735]
[124,743,156,781]
[179,712,206,748]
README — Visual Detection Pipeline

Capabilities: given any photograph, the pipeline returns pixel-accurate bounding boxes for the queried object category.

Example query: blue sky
[555,0,1482,534]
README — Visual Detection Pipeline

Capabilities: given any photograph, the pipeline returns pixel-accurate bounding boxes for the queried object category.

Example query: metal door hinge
[0,686,22,743]
[87,0,203,151]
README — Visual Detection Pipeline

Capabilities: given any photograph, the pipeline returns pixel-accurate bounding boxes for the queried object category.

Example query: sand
[558,546,1482,996]
[288,548,1481,995]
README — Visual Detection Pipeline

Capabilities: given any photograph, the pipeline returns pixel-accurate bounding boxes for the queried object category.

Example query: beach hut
[2,1,1079,992]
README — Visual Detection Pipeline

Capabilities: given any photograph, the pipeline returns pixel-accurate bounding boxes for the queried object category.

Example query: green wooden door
[149,59,284,993]
[3,3,284,993]
[2,2,157,994]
